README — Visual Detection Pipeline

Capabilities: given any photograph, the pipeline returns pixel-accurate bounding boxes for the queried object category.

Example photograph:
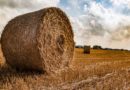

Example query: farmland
[0,47,130,89]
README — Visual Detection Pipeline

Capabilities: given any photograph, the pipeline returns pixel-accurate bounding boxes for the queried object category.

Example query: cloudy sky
[0,0,130,49]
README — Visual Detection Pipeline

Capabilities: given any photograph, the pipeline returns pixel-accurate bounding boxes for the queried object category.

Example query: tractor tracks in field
[54,68,130,90]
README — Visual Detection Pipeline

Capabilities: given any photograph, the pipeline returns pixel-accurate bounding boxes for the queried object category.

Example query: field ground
[1,48,130,89]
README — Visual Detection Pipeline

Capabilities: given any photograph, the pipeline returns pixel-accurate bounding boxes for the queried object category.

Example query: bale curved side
[1,7,74,73]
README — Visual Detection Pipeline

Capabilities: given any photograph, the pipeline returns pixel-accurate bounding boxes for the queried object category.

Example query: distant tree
[75,45,83,48]
[93,45,102,49]
[103,48,112,50]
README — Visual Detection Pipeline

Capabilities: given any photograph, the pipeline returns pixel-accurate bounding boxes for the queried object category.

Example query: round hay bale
[1,7,74,73]
[84,46,90,54]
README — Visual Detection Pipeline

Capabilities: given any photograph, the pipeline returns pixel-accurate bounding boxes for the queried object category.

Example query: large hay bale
[1,7,74,73]
[84,46,90,54]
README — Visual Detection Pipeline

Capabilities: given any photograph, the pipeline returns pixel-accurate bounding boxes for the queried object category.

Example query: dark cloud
[69,0,130,49]
[0,0,34,8]
[0,0,60,9]
[0,0,59,35]
[111,26,130,41]
[85,13,107,36]
[1,0,130,49]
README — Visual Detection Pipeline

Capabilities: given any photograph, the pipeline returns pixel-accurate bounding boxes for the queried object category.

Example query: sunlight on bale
[0,44,5,67]
[1,7,74,74]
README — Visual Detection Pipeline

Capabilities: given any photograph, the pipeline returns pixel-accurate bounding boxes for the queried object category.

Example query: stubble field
[0,47,130,90]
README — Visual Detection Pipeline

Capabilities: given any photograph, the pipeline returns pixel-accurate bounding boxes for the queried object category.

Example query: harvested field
[0,47,130,89]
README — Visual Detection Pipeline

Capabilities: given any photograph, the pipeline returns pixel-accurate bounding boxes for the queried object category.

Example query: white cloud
[0,0,59,9]
[0,0,60,34]
[111,0,130,6]
[83,4,88,12]
[1,0,130,49]
[69,0,130,49]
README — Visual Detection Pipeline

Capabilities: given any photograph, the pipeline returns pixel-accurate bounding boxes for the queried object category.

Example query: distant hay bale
[1,7,74,73]
[84,46,90,54]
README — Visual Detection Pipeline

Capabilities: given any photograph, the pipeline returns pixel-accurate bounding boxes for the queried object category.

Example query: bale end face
[1,7,74,74]
[84,46,90,54]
